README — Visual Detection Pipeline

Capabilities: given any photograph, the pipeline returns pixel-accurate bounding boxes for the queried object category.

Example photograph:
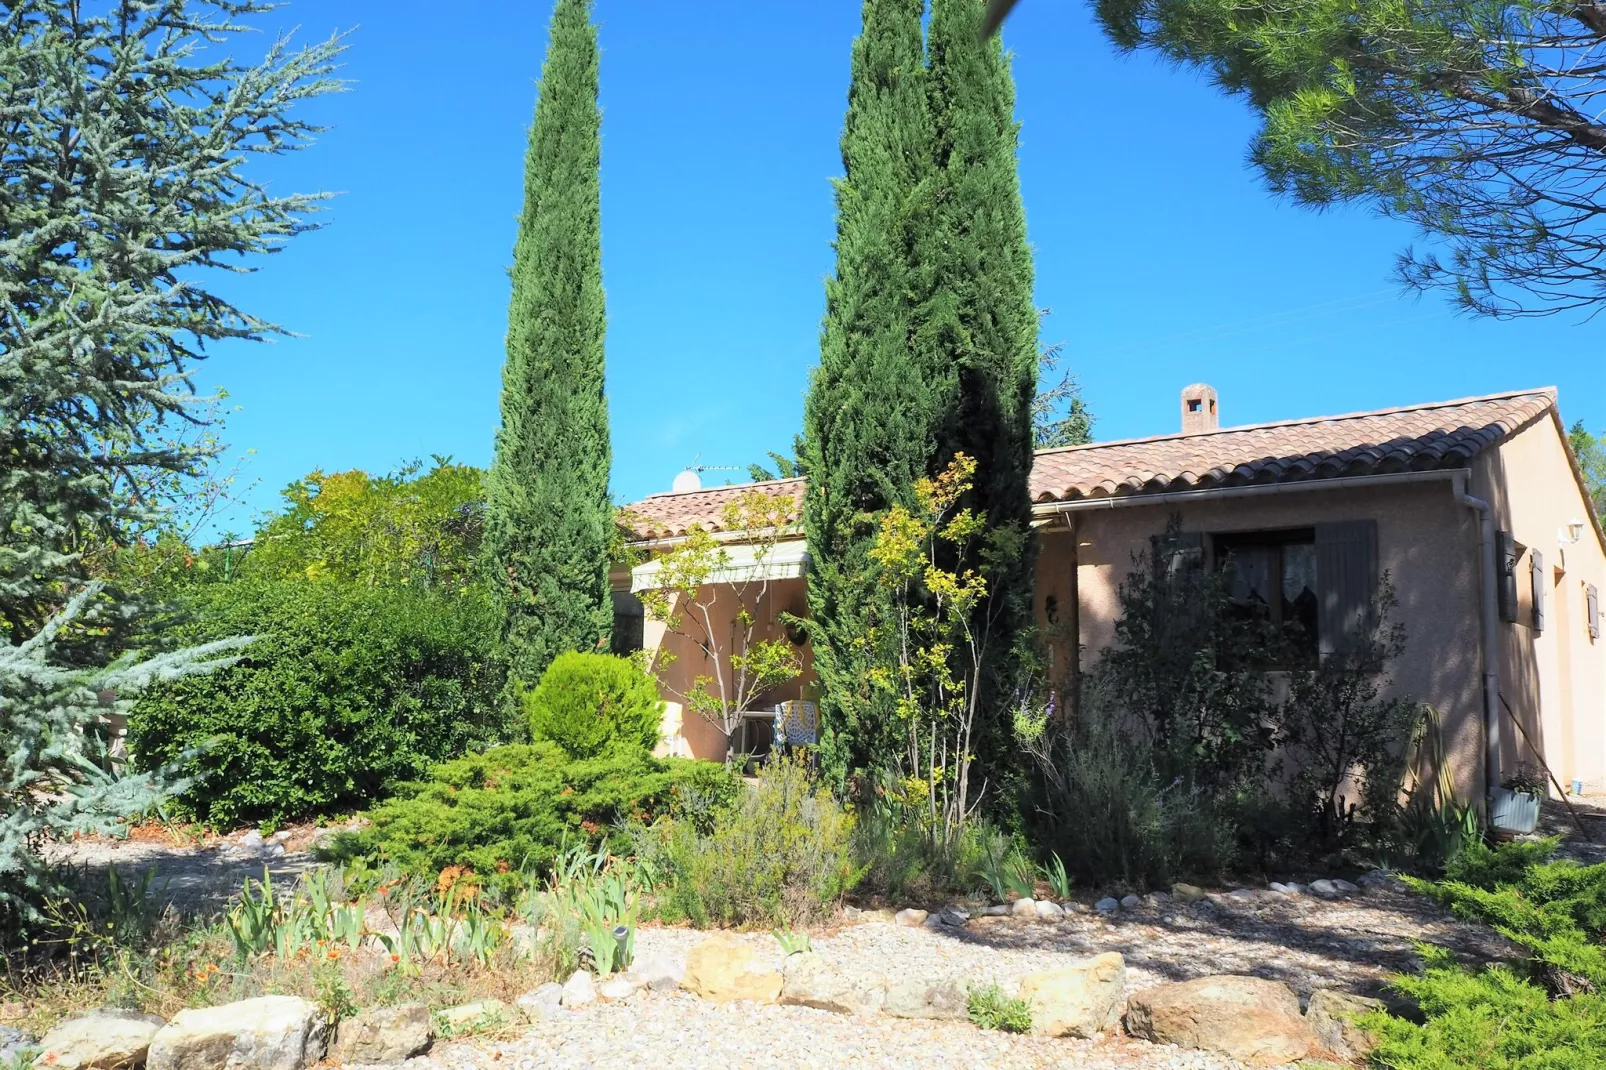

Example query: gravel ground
[416,991,1254,1070]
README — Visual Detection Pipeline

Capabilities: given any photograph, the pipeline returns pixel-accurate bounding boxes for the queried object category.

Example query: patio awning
[630,538,809,593]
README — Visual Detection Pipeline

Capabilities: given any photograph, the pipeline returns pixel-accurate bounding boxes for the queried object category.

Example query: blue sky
[198,0,1604,537]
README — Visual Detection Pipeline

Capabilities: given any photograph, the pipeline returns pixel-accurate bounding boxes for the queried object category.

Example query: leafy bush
[130,580,508,827]
[849,780,1007,903]
[522,651,662,759]
[338,743,737,892]
[634,755,862,928]
[1016,685,1238,889]
[967,984,1033,1033]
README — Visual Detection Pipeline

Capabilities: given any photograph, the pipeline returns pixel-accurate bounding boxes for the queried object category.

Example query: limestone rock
[937,907,970,927]
[980,904,1010,917]
[1332,878,1360,895]
[38,1009,164,1070]
[1018,952,1127,1038]
[1267,882,1295,896]
[1126,976,1314,1066]
[560,971,596,1009]
[598,976,639,1002]
[1142,892,1171,909]
[1171,882,1206,903]
[882,979,968,1021]
[330,1004,431,1064]
[148,996,327,1070]
[851,908,896,925]
[1119,894,1141,909]
[1010,898,1037,918]
[514,984,563,1022]
[629,951,686,992]
[434,1000,509,1033]
[1285,882,1309,894]
[780,952,882,1015]
[1309,879,1341,899]
[682,935,783,1004]
[1307,990,1385,1060]
[1094,897,1120,913]
[1034,900,1065,919]
[894,908,928,927]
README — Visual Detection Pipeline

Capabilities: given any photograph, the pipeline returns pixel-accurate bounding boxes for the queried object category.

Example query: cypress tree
[925,0,1039,734]
[802,0,942,782]
[485,0,612,690]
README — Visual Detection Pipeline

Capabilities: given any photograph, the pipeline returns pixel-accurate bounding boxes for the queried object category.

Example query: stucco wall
[1035,477,1488,800]
[1476,413,1606,794]
[639,574,813,761]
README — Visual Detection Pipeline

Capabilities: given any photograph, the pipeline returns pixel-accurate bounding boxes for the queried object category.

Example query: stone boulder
[329,1004,431,1064]
[1018,953,1126,1038]
[1171,882,1207,903]
[560,971,596,1009]
[1306,990,1385,1060]
[598,976,639,1002]
[780,953,883,1015]
[628,951,686,992]
[435,1000,510,1034]
[1126,976,1314,1066]
[147,996,327,1070]
[1034,901,1065,920]
[882,978,968,1021]
[38,1008,164,1070]
[1010,898,1037,918]
[894,908,928,927]
[1094,897,1119,913]
[1309,879,1342,899]
[514,984,563,1022]
[682,936,783,1004]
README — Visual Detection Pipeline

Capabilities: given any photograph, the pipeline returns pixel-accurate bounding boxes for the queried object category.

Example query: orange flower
[389,954,401,964]
[327,949,341,961]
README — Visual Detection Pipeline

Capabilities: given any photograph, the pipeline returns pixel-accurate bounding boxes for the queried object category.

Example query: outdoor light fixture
[1568,519,1587,544]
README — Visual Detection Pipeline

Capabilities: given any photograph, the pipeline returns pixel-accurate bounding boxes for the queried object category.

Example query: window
[610,591,645,656]
[1215,529,1319,661]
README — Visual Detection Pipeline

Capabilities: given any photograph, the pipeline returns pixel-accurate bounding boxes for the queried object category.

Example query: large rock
[1126,976,1314,1066]
[1010,898,1037,918]
[515,984,563,1022]
[1018,953,1126,1038]
[38,1008,164,1070]
[1171,882,1207,903]
[894,908,928,927]
[560,971,596,1009]
[780,953,883,1015]
[329,1004,431,1064]
[1306,990,1385,1060]
[628,951,685,993]
[882,978,968,1021]
[147,996,327,1070]
[434,1000,510,1034]
[681,936,783,1004]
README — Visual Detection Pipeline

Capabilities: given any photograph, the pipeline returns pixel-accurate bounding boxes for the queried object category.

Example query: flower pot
[1491,788,1541,834]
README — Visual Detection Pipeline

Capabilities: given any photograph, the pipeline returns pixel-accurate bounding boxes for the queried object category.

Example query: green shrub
[1016,686,1237,889]
[634,755,862,928]
[850,798,1005,903]
[130,580,508,827]
[522,651,662,759]
[1364,947,1606,1068]
[967,983,1033,1033]
[337,743,736,892]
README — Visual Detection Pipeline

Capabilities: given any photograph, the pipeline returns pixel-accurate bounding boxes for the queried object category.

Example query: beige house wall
[634,575,813,762]
[1474,413,1606,794]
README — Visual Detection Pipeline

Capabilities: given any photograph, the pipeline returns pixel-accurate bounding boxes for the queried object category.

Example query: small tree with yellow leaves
[637,489,803,761]
[865,454,1011,843]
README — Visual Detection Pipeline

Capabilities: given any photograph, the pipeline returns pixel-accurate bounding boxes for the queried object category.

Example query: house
[618,385,1606,806]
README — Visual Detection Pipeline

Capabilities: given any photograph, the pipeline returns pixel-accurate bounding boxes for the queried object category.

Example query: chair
[773,700,818,749]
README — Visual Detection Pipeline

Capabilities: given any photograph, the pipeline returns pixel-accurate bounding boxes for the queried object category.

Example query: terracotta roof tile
[1029,388,1555,502]
[621,389,1556,538]
[621,477,804,539]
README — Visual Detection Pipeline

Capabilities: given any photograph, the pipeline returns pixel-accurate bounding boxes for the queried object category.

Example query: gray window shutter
[1498,531,1519,622]
[1316,519,1378,658]
[1531,550,1546,633]
[1588,584,1600,640]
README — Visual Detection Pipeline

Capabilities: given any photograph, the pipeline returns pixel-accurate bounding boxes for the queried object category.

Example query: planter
[1491,788,1541,834]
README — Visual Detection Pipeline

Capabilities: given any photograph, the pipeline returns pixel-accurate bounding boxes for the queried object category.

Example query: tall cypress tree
[802,0,942,782]
[925,0,1039,733]
[485,0,612,689]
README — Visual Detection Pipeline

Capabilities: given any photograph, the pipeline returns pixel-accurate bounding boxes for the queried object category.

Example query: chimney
[1181,383,1219,434]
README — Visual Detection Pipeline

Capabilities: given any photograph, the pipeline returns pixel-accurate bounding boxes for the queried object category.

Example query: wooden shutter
[1587,584,1600,640]
[1497,531,1519,622]
[1316,519,1378,658]
[1531,550,1546,634]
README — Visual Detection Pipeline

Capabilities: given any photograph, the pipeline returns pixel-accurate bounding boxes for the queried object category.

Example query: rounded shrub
[522,651,663,759]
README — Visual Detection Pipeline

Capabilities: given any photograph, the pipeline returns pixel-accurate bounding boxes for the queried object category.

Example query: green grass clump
[967,983,1033,1033]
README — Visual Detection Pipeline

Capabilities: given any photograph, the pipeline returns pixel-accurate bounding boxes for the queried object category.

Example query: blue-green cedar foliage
[803,0,942,782]
[484,0,613,691]
[0,2,339,925]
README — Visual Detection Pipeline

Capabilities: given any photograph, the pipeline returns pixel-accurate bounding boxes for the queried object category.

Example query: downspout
[1453,471,1503,808]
